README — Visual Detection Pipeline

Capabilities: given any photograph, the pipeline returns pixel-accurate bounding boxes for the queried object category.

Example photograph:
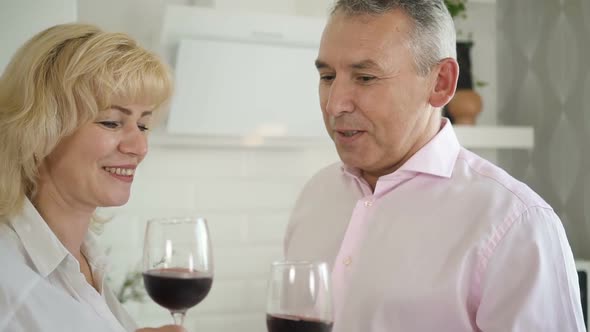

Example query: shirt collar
[9,198,69,277]
[9,198,110,278]
[394,118,460,178]
[82,230,110,275]
[341,118,461,180]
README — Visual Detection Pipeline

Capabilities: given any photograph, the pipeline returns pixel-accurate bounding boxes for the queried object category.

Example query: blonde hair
[0,23,173,218]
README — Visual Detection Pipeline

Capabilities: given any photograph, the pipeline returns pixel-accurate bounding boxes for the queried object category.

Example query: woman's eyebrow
[110,105,152,117]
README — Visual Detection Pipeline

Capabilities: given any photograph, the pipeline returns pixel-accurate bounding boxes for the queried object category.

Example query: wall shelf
[150,125,534,150]
[454,125,533,149]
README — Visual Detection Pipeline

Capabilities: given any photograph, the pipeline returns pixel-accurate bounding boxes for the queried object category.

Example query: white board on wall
[168,38,325,138]
[161,6,327,138]
[0,0,77,74]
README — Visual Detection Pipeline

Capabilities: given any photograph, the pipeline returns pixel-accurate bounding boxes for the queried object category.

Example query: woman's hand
[136,325,186,332]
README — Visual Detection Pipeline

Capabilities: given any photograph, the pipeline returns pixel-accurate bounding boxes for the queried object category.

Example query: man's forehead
[318,11,412,65]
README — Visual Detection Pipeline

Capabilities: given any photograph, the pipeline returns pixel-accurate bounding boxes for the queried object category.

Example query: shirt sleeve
[475,206,585,331]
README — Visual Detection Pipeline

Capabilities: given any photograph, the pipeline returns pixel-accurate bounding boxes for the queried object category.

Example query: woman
[0,23,183,332]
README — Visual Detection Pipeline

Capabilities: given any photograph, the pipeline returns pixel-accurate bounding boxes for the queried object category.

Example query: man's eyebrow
[110,105,152,117]
[315,59,330,70]
[350,59,381,70]
[315,59,383,71]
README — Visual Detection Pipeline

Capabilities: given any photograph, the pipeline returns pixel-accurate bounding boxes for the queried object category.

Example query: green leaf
[444,0,468,18]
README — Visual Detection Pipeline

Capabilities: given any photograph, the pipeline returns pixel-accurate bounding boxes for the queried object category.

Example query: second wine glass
[266,260,333,332]
[142,216,213,326]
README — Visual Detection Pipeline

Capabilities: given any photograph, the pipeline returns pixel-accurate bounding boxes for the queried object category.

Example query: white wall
[0,0,77,73]
[76,0,333,52]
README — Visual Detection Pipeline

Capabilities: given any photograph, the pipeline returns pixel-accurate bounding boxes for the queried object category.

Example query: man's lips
[335,129,366,137]
[333,130,367,146]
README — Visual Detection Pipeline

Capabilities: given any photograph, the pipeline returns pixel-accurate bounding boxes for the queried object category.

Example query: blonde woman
[0,23,183,332]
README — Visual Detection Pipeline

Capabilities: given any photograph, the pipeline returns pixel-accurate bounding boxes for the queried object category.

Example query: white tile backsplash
[245,213,291,245]
[192,177,305,211]
[213,246,284,280]
[125,177,197,211]
[98,145,338,330]
[205,213,249,247]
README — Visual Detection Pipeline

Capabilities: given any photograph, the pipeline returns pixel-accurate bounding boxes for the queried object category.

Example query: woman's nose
[119,126,148,157]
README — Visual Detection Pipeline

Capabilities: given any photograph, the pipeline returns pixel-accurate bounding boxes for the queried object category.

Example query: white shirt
[285,119,585,331]
[0,199,137,332]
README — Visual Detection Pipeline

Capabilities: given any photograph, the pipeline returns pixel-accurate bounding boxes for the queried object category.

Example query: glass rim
[147,216,207,225]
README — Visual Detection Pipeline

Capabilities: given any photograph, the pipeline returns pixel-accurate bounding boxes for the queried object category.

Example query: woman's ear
[428,57,459,108]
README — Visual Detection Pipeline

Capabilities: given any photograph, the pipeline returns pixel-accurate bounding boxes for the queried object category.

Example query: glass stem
[170,311,186,326]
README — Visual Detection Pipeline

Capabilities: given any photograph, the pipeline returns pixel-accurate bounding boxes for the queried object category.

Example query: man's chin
[338,153,369,170]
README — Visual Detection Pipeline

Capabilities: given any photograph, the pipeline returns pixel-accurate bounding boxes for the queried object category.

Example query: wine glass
[142,216,213,326]
[266,260,333,332]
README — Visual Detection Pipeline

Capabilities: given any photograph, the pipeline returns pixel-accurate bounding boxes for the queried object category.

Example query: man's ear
[428,57,459,108]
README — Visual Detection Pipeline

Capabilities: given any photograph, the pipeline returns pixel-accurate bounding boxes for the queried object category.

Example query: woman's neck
[31,189,95,257]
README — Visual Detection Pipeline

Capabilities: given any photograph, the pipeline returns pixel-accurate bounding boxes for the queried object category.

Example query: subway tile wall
[98,145,339,331]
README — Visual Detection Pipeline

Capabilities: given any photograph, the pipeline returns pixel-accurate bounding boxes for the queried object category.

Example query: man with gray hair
[284,0,585,331]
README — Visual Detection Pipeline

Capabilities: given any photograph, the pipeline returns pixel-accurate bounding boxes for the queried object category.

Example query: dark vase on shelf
[456,41,474,90]
[444,41,482,125]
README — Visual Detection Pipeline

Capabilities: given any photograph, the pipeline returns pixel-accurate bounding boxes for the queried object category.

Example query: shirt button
[343,256,352,266]
[364,200,373,207]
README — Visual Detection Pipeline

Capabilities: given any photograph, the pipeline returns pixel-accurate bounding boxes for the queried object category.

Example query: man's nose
[324,78,355,116]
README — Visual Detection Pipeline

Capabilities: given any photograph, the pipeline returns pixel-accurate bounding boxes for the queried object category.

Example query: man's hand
[136,325,186,332]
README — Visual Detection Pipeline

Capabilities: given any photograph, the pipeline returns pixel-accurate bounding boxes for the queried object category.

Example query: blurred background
[0,0,587,331]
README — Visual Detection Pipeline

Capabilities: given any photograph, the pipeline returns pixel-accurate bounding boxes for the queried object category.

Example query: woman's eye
[138,124,150,132]
[98,121,120,129]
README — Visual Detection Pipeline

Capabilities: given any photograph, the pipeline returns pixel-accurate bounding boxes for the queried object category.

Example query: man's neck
[361,114,442,192]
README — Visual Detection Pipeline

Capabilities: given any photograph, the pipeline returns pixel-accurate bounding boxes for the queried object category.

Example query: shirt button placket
[344,256,352,266]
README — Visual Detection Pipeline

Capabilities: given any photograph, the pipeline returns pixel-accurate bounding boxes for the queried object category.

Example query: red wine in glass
[142,217,213,326]
[143,268,212,311]
[266,261,333,332]
[266,314,333,332]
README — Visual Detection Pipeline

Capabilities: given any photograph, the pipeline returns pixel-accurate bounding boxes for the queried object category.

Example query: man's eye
[358,75,376,83]
[320,74,335,82]
[98,121,120,129]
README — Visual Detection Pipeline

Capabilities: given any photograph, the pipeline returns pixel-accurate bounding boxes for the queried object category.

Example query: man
[284,0,585,331]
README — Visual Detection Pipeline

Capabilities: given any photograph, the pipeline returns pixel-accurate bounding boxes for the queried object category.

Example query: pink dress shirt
[285,120,585,331]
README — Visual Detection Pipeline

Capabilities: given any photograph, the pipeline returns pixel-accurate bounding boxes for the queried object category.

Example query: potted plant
[444,0,483,125]
[444,0,468,18]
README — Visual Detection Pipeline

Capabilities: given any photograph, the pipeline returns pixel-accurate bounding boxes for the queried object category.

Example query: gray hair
[331,0,456,76]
